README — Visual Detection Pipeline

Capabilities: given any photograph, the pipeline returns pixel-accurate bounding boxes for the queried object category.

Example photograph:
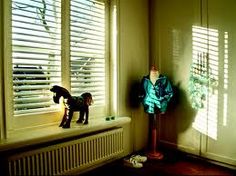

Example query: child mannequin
[140,66,173,159]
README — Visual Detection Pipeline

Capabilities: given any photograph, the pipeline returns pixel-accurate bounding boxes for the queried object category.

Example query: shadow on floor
[80,150,236,176]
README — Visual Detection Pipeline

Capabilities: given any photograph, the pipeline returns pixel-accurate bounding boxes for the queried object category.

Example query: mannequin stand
[147,114,163,160]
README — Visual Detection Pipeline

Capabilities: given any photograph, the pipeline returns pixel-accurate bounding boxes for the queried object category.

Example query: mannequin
[150,66,159,85]
[140,66,173,159]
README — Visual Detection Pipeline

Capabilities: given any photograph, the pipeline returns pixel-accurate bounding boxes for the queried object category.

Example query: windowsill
[0,116,131,152]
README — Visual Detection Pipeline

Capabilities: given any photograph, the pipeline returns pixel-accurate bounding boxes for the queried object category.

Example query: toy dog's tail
[50,85,72,104]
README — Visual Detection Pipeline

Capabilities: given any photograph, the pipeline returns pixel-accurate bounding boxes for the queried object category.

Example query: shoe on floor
[130,154,147,163]
[123,157,143,168]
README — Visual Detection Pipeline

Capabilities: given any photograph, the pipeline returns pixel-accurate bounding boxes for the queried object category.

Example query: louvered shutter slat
[70,0,106,107]
[12,0,61,115]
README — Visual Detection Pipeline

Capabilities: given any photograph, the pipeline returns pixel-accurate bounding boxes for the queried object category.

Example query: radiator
[8,128,124,175]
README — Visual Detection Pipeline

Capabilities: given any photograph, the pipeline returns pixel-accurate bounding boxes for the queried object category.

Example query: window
[70,0,107,107]
[12,0,61,116]
[6,0,112,131]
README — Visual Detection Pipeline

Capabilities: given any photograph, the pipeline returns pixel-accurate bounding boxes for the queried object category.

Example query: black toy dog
[50,85,93,128]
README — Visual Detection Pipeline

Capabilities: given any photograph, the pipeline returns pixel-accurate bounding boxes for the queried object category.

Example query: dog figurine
[50,85,93,128]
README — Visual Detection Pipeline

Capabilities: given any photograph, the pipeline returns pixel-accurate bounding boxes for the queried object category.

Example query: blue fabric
[140,75,173,114]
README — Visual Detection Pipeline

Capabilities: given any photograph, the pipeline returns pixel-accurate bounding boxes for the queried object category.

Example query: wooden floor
[80,150,236,176]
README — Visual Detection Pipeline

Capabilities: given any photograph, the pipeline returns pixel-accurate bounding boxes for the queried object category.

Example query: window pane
[12,0,61,115]
[70,0,106,106]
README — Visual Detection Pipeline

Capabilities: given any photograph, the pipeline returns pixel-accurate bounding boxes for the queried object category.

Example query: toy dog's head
[81,92,93,106]
[50,85,71,104]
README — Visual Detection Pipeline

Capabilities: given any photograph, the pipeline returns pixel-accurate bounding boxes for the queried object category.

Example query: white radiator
[8,128,124,175]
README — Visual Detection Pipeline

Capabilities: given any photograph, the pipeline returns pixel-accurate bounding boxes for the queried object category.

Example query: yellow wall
[0,0,6,139]
[149,0,201,154]
[118,0,149,151]
[0,0,3,139]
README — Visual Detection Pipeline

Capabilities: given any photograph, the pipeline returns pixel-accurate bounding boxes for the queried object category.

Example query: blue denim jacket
[140,74,173,114]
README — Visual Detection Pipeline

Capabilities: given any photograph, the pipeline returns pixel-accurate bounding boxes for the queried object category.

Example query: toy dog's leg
[83,107,89,124]
[59,108,68,127]
[62,110,73,128]
[76,111,84,123]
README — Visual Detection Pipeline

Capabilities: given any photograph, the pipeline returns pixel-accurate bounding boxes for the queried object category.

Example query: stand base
[147,151,164,160]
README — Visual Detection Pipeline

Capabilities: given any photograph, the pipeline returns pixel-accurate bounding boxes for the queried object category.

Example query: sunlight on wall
[223,32,228,126]
[191,26,220,140]
[172,29,181,73]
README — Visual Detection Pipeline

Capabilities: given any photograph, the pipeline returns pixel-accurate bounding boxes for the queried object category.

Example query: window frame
[1,0,116,135]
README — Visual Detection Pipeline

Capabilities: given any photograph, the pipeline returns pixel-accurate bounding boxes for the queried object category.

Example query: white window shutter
[70,0,106,106]
[12,0,61,115]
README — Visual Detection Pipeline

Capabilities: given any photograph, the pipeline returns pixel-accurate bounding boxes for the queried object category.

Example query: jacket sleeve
[164,78,173,102]
[139,76,146,101]
[159,77,173,112]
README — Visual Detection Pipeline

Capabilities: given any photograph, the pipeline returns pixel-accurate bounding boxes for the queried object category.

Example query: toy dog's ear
[50,86,55,92]
[53,94,60,104]
[50,85,60,103]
